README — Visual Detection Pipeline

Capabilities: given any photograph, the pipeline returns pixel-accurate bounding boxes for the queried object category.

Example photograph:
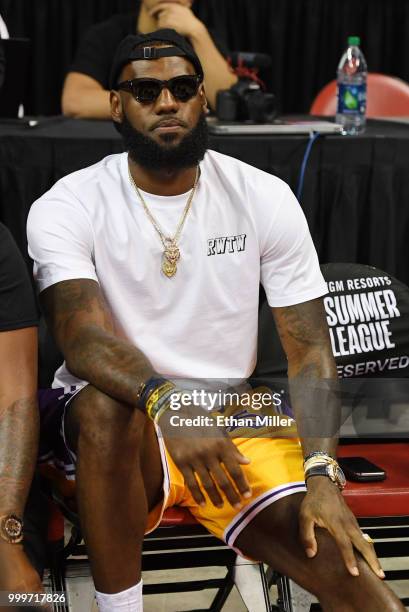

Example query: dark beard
[121,112,209,170]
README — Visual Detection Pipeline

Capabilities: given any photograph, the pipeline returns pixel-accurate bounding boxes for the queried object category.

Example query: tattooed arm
[272,297,339,457]
[0,325,43,591]
[40,279,155,406]
[272,297,384,579]
[0,327,38,517]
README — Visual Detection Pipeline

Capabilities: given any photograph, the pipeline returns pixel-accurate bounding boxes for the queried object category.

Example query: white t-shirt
[28,150,327,391]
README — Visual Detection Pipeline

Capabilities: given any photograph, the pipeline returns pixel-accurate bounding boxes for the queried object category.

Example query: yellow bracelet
[146,382,175,420]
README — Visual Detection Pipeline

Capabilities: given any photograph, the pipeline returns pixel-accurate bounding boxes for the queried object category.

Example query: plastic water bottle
[336,36,367,135]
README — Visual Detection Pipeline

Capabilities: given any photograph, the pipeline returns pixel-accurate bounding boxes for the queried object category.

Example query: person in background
[61,0,236,118]
[0,222,42,596]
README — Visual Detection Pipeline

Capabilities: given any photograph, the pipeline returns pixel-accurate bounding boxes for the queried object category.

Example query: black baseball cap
[109,29,204,90]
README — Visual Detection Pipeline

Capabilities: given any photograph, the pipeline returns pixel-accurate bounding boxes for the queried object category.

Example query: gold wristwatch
[0,514,24,544]
[305,462,346,490]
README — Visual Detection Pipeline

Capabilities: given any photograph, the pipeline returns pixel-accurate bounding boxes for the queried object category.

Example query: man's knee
[66,385,146,456]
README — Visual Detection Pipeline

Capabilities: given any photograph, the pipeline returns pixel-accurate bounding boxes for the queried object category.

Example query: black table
[1,117,409,285]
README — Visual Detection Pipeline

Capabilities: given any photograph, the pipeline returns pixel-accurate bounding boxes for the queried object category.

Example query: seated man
[28,30,404,612]
[0,222,42,595]
[62,0,236,117]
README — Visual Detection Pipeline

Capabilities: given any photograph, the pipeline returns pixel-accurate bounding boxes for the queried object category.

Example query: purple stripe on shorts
[225,482,304,545]
[38,388,78,477]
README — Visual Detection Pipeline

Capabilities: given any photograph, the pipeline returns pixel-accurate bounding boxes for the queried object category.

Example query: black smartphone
[338,456,386,482]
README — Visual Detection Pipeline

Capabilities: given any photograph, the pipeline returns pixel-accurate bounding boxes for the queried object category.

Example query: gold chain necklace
[128,165,200,278]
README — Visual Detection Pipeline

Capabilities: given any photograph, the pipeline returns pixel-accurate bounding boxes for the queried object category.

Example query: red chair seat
[50,443,409,536]
[160,506,199,526]
[163,443,409,524]
[310,73,409,117]
[338,443,409,517]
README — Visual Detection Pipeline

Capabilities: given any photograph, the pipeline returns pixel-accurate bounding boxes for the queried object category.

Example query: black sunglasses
[116,75,202,104]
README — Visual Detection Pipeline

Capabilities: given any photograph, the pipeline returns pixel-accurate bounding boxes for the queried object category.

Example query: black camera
[216,52,276,123]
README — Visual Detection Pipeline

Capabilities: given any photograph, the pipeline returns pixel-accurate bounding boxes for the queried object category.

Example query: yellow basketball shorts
[146,433,306,551]
[39,386,306,552]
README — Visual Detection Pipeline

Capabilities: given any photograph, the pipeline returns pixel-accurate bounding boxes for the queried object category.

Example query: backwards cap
[109,28,204,89]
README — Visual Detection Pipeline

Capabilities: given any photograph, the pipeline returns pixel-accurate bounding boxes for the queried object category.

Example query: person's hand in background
[149,2,205,39]
[148,0,237,110]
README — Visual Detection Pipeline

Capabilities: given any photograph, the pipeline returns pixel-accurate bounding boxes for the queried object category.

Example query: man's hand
[149,3,205,39]
[159,406,252,508]
[299,477,385,579]
[0,542,52,611]
[0,541,43,592]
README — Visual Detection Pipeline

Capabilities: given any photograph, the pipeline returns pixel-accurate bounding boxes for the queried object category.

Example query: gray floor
[58,554,409,611]
[57,518,409,611]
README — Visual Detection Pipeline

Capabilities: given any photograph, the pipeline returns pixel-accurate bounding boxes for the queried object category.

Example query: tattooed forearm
[272,298,340,457]
[43,279,114,338]
[288,359,341,457]
[274,298,336,371]
[41,279,154,408]
[0,396,39,515]
[67,325,154,406]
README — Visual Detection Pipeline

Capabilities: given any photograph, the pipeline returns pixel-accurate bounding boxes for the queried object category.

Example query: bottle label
[337,83,366,115]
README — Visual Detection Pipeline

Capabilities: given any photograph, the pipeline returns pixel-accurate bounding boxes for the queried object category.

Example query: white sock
[96,579,143,611]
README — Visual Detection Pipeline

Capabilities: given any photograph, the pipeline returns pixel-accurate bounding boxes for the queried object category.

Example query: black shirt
[0,222,38,331]
[70,10,229,89]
